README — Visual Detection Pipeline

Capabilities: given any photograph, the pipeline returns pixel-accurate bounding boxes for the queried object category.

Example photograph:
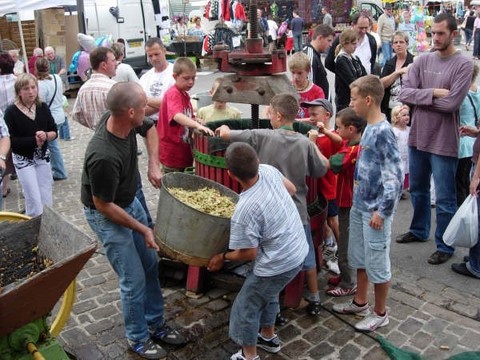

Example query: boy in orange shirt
[303,98,342,274]
[326,108,366,296]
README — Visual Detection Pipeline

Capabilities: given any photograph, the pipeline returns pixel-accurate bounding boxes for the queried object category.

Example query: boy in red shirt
[326,108,366,297]
[158,57,213,172]
[303,98,342,274]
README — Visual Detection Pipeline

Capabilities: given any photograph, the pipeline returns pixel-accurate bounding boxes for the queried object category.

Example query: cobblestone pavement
[3,110,480,360]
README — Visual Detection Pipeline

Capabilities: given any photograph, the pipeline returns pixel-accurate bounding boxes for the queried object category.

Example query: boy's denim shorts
[229,265,301,346]
[348,206,393,283]
[302,224,316,271]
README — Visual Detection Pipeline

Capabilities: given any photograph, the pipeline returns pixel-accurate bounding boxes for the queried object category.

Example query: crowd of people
[2,7,480,360]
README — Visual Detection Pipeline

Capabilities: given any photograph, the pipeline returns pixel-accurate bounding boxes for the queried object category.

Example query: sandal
[326,286,357,297]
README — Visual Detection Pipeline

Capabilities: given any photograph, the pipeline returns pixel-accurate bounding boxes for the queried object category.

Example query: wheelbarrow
[0,206,97,359]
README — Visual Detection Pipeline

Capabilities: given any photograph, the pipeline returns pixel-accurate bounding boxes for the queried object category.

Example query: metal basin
[155,173,238,266]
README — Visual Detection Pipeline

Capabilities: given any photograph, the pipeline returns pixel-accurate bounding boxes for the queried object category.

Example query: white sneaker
[332,301,370,317]
[230,349,260,360]
[326,257,340,274]
[323,244,338,262]
[355,312,389,332]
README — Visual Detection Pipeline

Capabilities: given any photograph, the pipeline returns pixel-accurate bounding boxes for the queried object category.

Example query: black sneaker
[306,300,322,315]
[396,232,425,243]
[275,312,288,326]
[128,338,167,359]
[257,334,281,353]
[150,324,186,345]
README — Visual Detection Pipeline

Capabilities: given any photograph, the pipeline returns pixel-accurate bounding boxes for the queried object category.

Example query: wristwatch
[0,155,6,161]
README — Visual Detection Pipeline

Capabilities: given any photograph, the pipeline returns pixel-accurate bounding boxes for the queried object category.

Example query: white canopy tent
[0,0,76,71]
[0,0,76,16]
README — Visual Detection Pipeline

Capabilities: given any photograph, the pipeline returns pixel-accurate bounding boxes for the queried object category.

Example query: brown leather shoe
[428,251,452,265]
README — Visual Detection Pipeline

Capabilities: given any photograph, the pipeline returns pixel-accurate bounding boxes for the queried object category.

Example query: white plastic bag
[443,194,478,248]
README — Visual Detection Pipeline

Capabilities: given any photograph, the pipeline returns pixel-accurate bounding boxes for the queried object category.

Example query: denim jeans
[136,170,153,228]
[293,34,303,52]
[84,198,165,342]
[338,207,356,288]
[58,117,71,140]
[348,206,393,283]
[229,265,301,346]
[302,224,316,270]
[467,195,480,277]
[465,28,473,46]
[408,147,458,254]
[474,30,480,57]
[48,138,68,179]
[381,41,392,67]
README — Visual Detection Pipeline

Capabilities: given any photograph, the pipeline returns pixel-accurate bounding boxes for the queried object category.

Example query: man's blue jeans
[408,147,457,254]
[293,34,303,53]
[381,41,392,67]
[48,138,68,179]
[84,198,165,342]
[136,170,153,228]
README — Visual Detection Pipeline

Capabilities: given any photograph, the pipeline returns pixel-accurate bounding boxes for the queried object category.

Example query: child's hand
[317,122,326,134]
[369,211,384,230]
[308,129,318,142]
[197,124,214,136]
[207,253,224,272]
[215,125,230,137]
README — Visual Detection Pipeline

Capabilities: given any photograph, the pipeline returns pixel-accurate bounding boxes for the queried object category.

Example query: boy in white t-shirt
[208,142,308,360]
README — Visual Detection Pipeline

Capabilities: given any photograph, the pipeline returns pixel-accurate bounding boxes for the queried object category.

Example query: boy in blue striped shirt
[208,142,308,360]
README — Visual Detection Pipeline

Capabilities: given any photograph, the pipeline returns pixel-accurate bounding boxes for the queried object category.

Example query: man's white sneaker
[332,301,370,317]
[355,312,389,332]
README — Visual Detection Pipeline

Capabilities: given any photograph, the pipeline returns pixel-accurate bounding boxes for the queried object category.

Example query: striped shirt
[230,164,308,277]
[72,73,116,130]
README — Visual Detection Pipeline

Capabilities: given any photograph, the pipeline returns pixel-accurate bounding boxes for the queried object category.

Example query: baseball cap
[300,98,334,115]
